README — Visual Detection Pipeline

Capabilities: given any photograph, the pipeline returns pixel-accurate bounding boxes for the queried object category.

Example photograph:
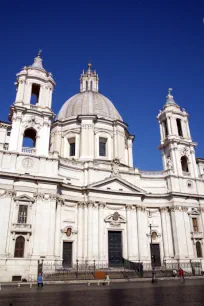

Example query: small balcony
[22,147,36,154]
[11,223,32,234]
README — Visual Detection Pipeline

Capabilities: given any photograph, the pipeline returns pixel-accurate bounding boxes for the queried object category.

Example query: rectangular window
[31,84,40,105]
[192,218,198,232]
[99,137,107,157]
[163,120,168,138]
[70,143,75,156]
[18,205,27,224]
[176,118,183,137]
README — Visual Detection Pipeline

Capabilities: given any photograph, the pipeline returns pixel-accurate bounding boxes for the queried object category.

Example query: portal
[108,231,122,267]
[63,242,72,267]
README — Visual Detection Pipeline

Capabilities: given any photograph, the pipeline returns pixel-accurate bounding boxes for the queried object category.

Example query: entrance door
[108,231,122,267]
[63,242,72,267]
[151,244,161,267]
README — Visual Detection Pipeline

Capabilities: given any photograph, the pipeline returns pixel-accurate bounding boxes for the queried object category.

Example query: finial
[37,49,42,57]
[88,62,92,69]
[168,88,173,95]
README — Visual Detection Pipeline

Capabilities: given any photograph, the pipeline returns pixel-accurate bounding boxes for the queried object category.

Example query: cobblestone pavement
[0,279,204,306]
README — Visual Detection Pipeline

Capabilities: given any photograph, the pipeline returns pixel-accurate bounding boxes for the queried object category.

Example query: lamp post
[149,221,156,283]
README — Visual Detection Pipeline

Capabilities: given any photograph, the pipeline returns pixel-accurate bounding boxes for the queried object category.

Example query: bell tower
[9,52,55,156]
[157,89,198,183]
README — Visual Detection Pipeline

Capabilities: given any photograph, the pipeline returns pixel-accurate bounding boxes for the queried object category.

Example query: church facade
[0,53,204,281]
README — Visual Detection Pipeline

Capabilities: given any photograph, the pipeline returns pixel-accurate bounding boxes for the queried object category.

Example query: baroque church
[0,53,204,281]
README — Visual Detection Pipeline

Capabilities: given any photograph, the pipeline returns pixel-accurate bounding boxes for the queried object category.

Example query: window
[18,205,27,224]
[70,143,75,156]
[30,84,40,105]
[90,81,93,91]
[196,241,202,258]
[176,118,183,137]
[192,218,198,232]
[163,120,168,138]
[151,232,157,241]
[7,129,11,136]
[69,138,75,156]
[14,236,25,258]
[99,137,107,157]
[181,156,189,172]
[86,81,88,91]
[23,128,36,148]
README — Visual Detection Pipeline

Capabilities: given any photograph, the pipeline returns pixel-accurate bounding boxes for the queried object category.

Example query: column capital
[98,202,106,208]
[160,207,169,213]
[137,205,146,212]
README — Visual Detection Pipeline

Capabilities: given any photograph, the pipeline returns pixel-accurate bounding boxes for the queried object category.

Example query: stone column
[165,208,174,258]
[167,116,172,134]
[160,207,173,259]
[190,147,198,178]
[137,206,149,261]
[183,207,194,258]
[83,203,88,260]
[87,202,93,260]
[77,202,84,261]
[92,203,98,259]
[80,119,95,159]
[113,123,118,159]
[16,80,25,102]
[54,200,62,259]
[98,202,105,262]
[47,196,57,259]
[127,139,133,167]
[1,191,15,257]
[9,114,22,151]
[126,205,132,259]
[159,122,164,142]
[170,206,189,259]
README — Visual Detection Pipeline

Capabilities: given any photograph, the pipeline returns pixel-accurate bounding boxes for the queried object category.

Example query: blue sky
[0,0,204,170]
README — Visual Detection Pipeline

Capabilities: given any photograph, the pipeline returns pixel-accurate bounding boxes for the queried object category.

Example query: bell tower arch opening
[22,128,36,148]
[30,84,40,105]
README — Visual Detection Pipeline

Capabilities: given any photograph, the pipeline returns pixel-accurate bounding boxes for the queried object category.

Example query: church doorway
[63,242,72,267]
[108,231,123,267]
[150,244,161,267]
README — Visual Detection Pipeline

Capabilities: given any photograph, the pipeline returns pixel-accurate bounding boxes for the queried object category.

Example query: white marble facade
[0,54,204,281]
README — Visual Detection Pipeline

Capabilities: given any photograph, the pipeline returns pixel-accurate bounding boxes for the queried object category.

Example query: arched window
[196,241,202,258]
[181,156,189,172]
[23,128,36,148]
[14,236,25,258]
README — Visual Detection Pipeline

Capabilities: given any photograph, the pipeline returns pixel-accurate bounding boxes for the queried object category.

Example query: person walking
[37,273,43,288]
[179,268,184,282]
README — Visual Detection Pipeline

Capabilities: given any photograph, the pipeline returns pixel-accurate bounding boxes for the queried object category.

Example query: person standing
[179,268,184,282]
[37,274,43,288]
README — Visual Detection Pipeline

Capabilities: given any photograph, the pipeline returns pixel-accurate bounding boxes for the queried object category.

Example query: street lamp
[149,220,156,283]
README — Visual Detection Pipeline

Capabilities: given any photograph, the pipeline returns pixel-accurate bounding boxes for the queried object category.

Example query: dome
[56,64,122,121]
[57,91,122,121]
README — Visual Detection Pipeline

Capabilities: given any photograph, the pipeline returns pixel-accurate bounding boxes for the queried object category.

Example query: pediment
[14,194,35,203]
[88,176,146,194]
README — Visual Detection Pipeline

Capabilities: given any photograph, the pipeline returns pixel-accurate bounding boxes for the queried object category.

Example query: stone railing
[22,147,36,154]
[182,171,191,177]
[11,223,32,233]
[139,170,164,177]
